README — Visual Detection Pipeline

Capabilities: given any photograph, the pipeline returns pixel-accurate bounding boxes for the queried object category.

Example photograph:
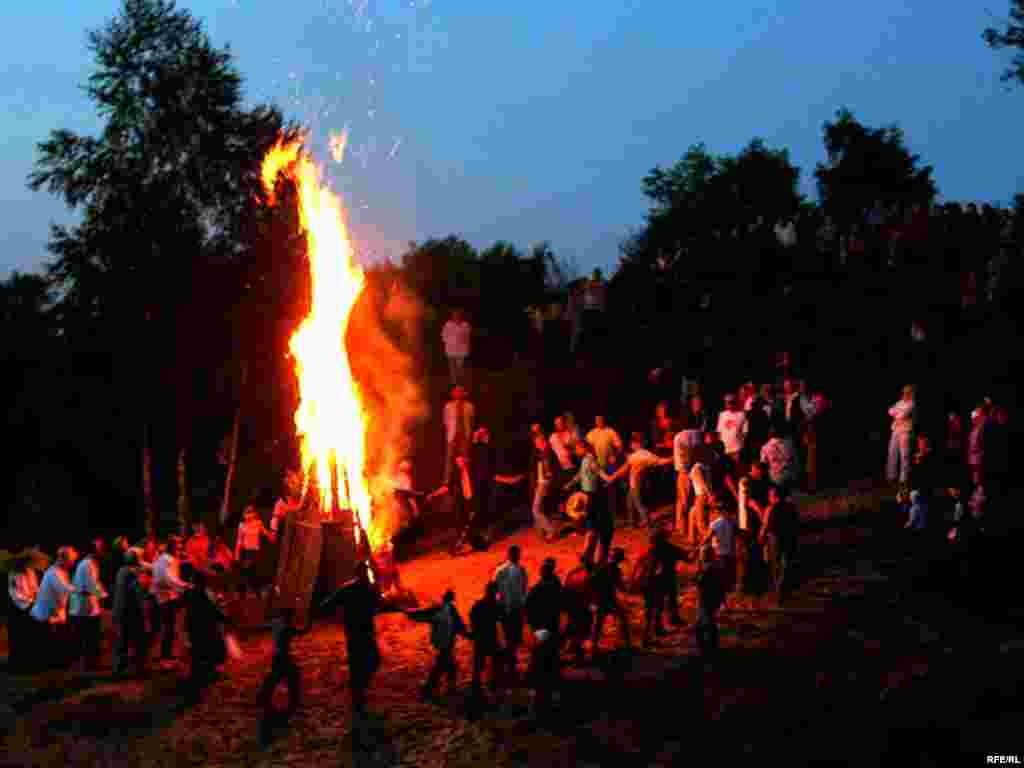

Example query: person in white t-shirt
[703,499,739,596]
[586,415,623,471]
[69,539,109,672]
[441,308,472,386]
[716,394,749,462]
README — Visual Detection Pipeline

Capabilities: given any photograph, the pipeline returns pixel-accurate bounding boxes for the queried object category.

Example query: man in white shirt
[549,415,577,475]
[887,385,915,485]
[31,547,79,625]
[441,308,472,386]
[151,538,191,661]
[493,545,529,676]
[586,415,623,471]
[443,385,475,485]
[7,555,40,672]
[70,539,110,672]
[601,434,673,528]
[30,546,80,669]
[673,425,704,532]
[716,394,749,463]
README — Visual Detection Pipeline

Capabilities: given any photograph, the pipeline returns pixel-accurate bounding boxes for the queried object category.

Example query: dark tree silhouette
[25,0,298,533]
[814,108,937,227]
[983,0,1024,85]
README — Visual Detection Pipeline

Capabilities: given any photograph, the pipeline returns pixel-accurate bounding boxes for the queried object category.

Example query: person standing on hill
[887,385,915,486]
[441,308,472,386]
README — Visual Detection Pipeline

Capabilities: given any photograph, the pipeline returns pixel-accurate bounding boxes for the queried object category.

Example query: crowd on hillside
[3,282,1013,729]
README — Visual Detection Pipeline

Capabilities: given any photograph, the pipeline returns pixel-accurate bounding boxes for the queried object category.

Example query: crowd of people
[4,326,1013,731]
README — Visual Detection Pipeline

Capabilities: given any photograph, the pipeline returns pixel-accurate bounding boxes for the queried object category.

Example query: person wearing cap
[322,561,381,715]
[112,547,150,675]
[716,393,749,465]
[524,558,563,719]
[591,548,631,652]
[407,588,468,703]
[887,385,916,485]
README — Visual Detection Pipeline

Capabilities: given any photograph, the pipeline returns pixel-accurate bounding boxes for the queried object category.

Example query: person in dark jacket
[322,561,381,715]
[591,548,631,652]
[562,557,595,663]
[643,530,688,645]
[407,589,468,702]
[469,582,505,710]
[184,569,231,695]
[525,558,563,719]
[694,542,726,660]
[257,606,312,721]
[112,548,150,676]
[759,485,799,601]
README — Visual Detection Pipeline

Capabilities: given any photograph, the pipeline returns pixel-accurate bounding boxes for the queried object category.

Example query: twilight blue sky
[2,0,1022,278]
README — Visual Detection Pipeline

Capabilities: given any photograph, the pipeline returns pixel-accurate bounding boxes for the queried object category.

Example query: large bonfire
[260,135,398,553]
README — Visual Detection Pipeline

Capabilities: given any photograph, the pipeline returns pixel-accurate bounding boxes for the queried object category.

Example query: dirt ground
[3,506,1024,768]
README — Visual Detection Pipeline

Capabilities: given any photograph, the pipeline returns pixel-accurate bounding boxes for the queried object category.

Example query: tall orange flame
[261,135,375,548]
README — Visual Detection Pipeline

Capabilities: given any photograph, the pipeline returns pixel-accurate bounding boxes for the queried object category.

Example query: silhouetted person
[112,548,150,676]
[525,558,563,720]
[408,589,468,703]
[257,606,311,724]
[591,548,631,652]
[322,561,381,716]
[469,582,505,713]
[185,569,230,696]
[493,546,528,678]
